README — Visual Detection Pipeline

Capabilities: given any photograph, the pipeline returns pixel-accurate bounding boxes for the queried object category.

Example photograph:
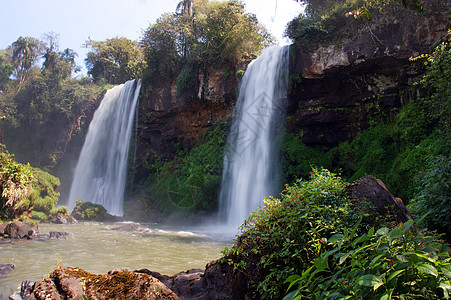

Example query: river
[0,221,232,299]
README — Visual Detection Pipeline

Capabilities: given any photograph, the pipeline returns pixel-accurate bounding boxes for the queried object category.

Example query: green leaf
[439,282,451,298]
[416,263,438,277]
[401,219,414,234]
[283,289,299,300]
[441,264,451,279]
[396,254,410,263]
[329,233,344,244]
[338,251,352,265]
[357,274,384,290]
[376,227,389,236]
[387,269,405,283]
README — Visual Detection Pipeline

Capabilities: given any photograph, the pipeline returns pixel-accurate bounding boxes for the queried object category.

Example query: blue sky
[0,0,303,74]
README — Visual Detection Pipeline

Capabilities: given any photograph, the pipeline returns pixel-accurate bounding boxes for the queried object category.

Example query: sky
[0,0,303,74]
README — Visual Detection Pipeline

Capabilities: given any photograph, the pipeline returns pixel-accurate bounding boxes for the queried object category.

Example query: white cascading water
[68,79,141,216]
[219,46,289,228]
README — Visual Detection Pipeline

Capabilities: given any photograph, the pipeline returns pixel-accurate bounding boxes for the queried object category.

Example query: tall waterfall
[68,79,141,216]
[219,46,289,228]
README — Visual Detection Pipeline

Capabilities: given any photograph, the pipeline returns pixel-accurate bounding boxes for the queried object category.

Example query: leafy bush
[285,0,363,46]
[282,133,332,183]
[144,120,228,215]
[285,218,451,299]
[71,200,113,221]
[28,167,60,215]
[409,154,451,235]
[222,168,359,299]
[0,147,35,220]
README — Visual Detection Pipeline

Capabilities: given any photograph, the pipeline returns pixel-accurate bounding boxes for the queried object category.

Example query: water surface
[0,221,231,299]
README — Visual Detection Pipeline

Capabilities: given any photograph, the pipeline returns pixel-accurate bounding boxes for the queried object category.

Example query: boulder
[3,222,37,239]
[25,266,180,300]
[0,263,15,275]
[163,269,207,300]
[51,213,78,224]
[347,176,412,224]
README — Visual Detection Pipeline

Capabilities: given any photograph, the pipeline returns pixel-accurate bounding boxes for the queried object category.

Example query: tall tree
[85,37,145,84]
[11,36,41,86]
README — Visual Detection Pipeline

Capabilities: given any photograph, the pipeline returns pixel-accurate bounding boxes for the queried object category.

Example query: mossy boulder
[71,200,118,221]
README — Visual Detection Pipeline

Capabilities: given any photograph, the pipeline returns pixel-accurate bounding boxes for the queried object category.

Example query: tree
[11,36,41,86]
[141,0,273,87]
[84,37,145,84]
[0,52,13,87]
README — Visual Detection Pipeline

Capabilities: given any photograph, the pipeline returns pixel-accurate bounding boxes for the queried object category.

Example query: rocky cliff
[287,2,449,146]
[134,2,449,183]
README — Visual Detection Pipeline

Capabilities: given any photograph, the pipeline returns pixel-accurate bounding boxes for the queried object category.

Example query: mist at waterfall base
[67,79,141,216]
[218,46,289,230]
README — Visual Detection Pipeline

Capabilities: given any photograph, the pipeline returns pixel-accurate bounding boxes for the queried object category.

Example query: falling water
[219,46,289,228]
[68,79,141,216]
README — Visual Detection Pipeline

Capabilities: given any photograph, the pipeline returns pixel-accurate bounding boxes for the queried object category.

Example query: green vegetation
[286,0,430,47]
[140,119,229,216]
[223,168,451,299]
[281,35,451,235]
[28,167,62,221]
[223,168,357,298]
[0,146,35,220]
[0,145,64,221]
[285,218,450,299]
[85,37,145,84]
[71,200,114,221]
[141,0,273,94]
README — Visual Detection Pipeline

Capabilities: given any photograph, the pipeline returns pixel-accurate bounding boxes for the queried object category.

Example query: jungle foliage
[281,33,451,237]
[141,0,273,94]
[223,169,450,299]
[286,0,433,47]
[139,119,229,217]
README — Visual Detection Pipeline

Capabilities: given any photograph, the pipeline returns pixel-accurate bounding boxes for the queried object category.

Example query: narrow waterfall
[68,79,141,216]
[219,46,289,228]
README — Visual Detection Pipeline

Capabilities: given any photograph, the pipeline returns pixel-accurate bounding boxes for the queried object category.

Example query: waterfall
[68,79,141,216]
[219,46,289,228]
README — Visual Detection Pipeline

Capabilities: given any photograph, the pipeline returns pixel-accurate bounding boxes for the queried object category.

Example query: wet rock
[347,176,412,224]
[163,269,207,300]
[134,268,170,282]
[110,223,141,232]
[28,266,180,300]
[2,222,37,239]
[0,263,15,275]
[50,213,78,224]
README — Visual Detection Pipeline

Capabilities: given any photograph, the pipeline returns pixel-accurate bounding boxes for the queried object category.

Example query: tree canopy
[84,37,145,84]
[141,0,273,89]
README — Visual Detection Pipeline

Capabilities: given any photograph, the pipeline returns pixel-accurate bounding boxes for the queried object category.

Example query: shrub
[0,147,35,220]
[71,200,113,221]
[222,168,358,299]
[143,119,229,215]
[285,218,451,299]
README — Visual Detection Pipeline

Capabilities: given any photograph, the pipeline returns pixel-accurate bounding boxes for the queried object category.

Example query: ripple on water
[0,221,232,299]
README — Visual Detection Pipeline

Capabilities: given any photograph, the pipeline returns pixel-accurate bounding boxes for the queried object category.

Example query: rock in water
[2,222,37,239]
[0,263,15,275]
[28,266,180,300]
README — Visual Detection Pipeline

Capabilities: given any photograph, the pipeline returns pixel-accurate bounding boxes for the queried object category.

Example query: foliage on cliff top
[286,0,439,47]
[141,0,273,93]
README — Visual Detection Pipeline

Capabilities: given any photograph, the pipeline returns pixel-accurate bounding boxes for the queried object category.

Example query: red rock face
[135,65,240,179]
